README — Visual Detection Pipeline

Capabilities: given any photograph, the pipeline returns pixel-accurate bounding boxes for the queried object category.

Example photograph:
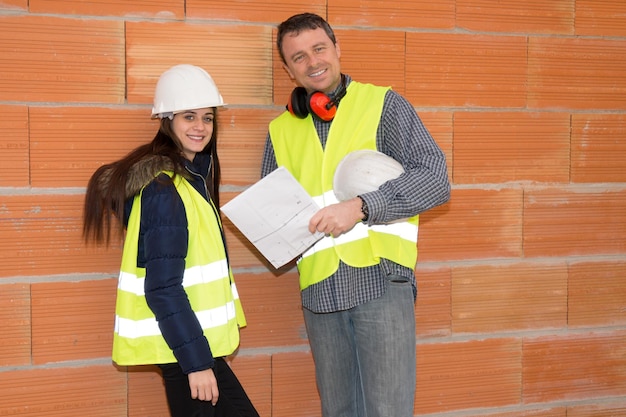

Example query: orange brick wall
[1,1,625,416]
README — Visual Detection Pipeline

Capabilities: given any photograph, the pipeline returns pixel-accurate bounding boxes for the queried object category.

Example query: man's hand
[309,197,364,236]
[188,368,219,405]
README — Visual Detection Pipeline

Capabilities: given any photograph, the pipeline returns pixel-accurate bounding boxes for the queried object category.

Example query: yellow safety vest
[112,172,246,366]
[269,82,419,290]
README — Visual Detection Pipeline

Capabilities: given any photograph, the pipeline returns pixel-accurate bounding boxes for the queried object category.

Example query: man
[261,12,451,417]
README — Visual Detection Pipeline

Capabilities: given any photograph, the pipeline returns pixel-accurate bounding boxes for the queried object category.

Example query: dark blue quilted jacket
[123,153,217,374]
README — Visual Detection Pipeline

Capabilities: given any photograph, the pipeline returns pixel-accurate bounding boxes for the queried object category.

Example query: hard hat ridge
[151,64,226,119]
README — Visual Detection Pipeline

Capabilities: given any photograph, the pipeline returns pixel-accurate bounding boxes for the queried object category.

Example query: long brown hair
[82,112,221,245]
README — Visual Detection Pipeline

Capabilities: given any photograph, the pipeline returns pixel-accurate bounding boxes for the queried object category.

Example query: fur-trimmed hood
[125,155,179,198]
[95,154,178,199]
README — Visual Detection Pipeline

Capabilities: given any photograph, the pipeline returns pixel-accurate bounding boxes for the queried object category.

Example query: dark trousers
[158,358,259,417]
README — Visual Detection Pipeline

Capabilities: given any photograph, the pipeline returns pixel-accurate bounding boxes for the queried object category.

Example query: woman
[83,64,259,417]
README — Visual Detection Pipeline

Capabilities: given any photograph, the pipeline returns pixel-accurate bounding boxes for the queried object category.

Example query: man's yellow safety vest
[269,82,419,290]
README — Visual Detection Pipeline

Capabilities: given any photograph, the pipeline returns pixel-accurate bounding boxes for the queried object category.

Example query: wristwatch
[358,196,369,221]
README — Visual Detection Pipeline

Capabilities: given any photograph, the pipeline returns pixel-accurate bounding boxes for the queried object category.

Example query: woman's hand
[188,368,219,405]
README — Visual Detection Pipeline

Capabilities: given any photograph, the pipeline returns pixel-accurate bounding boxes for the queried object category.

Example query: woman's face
[171,107,215,161]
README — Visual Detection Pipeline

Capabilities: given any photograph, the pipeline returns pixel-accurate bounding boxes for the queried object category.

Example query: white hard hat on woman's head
[151,64,226,119]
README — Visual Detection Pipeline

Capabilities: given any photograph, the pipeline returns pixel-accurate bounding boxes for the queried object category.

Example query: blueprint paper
[221,167,324,268]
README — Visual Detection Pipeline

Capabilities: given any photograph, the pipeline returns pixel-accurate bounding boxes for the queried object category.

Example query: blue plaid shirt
[261,75,450,313]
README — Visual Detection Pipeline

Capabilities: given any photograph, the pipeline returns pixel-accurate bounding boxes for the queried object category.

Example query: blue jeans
[303,275,417,417]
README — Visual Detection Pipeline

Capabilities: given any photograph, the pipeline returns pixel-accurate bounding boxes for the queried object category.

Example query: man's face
[280,27,342,95]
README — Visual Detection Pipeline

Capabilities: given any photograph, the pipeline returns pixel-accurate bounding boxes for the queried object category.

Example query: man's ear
[335,42,341,60]
[282,62,295,80]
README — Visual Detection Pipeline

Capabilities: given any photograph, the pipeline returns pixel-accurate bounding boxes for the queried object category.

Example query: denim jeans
[303,275,417,417]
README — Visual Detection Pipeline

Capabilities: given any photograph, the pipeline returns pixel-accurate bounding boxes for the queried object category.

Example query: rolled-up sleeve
[362,90,451,224]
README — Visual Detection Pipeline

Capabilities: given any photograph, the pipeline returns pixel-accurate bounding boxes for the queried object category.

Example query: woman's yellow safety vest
[112,173,246,366]
[269,81,419,290]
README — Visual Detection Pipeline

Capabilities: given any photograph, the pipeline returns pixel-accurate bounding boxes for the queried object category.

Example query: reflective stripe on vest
[269,82,419,290]
[112,172,246,366]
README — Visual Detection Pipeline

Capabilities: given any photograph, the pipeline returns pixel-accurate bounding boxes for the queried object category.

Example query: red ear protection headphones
[287,75,347,122]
